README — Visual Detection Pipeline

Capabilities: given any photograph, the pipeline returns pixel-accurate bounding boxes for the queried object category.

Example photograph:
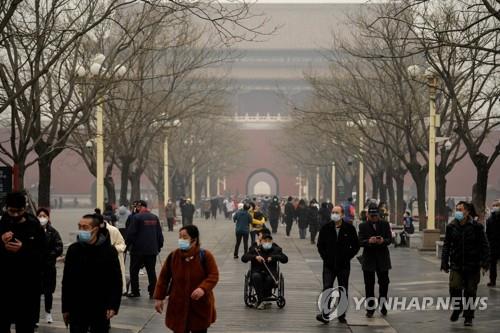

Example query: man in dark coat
[126,200,164,298]
[181,198,196,226]
[441,201,490,327]
[284,196,296,237]
[268,196,281,234]
[358,203,392,318]
[308,200,320,244]
[0,192,46,333]
[242,232,288,309]
[486,200,500,287]
[62,213,122,333]
[316,205,359,324]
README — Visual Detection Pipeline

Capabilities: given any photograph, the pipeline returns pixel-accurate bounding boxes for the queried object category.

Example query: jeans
[449,270,480,319]
[363,270,390,313]
[321,265,350,319]
[234,232,249,257]
[299,227,307,239]
[130,254,157,296]
[251,271,275,301]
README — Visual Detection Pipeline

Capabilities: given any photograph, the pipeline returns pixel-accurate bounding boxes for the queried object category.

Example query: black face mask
[9,215,23,222]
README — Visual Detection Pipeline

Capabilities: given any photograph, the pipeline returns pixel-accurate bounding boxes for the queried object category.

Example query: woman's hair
[36,207,50,217]
[180,225,200,246]
[254,211,264,220]
[82,213,102,227]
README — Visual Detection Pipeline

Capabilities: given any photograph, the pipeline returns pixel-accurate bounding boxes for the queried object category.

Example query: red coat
[154,246,219,333]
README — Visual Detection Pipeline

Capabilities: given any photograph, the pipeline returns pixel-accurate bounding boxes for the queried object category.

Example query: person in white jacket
[106,223,127,294]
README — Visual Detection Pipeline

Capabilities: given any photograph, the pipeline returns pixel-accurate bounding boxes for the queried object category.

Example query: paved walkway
[36,214,500,333]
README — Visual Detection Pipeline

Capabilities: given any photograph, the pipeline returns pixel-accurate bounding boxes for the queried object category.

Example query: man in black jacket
[486,200,500,287]
[181,198,196,226]
[0,192,46,333]
[268,196,281,234]
[126,200,164,298]
[358,203,392,318]
[284,196,295,237]
[441,201,490,327]
[316,205,359,324]
[62,213,122,333]
[242,232,288,309]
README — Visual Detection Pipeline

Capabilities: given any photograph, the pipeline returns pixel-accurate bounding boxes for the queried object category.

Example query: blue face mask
[262,242,272,250]
[78,230,92,243]
[178,239,191,251]
[455,211,465,221]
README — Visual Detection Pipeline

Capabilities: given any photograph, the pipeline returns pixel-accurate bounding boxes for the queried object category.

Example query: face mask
[331,213,341,222]
[262,242,272,250]
[78,230,93,243]
[455,211,464,221]
[39,217,49,226]
[492,207,499,213]
[178,239,191,251]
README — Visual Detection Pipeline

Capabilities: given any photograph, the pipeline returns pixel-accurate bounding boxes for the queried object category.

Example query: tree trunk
[370,172,380,199]
[386,169,395,224]
[119,159,131,205]
[472,157,489,223]
[104,176,116,206]
[436,166,448,233]
[129,173,141,203]
[12,162,26,192]
[395,174,405,225]
[37,156,52,208]
[415,171,428,230]
[378,171,387,203]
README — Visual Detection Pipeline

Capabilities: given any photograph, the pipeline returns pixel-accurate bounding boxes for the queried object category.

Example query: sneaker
[257,302,266,310]
[464,318,473,326]
[46,312,53,324]
[316,313,329,324]
[450,310,461,322]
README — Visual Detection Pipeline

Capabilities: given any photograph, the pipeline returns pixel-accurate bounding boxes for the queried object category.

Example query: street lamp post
[163,119,180,207]
[358,137,365,216]
[316,167,320,200]
[191,156,196,206]
[331,162,336,204]
[206,169,211,198]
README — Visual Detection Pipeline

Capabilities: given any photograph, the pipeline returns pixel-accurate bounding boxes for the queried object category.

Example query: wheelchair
[243,263,286,308]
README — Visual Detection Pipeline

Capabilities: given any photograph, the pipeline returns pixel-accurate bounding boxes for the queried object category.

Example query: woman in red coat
[154,225,219,333]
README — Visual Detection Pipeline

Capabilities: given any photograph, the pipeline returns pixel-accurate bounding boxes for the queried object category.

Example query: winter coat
[0,213,46,301]
[284,202,295,222]
[126,211,164,256]
[268,201,281,221]
[182,203,196,219]
[154,246,219,333]
[317,220,359,270]
[297,205,309,229]
[251,214,266,232]
[61,230,122,317]
[165,203,176,219]
[42,223,63,294]
[107,223,127,293]
[307,205,320,229]
[116,206,131,229]
[318,205,331,228]
[441,218,490,272]
[233,210,252,234]
[358,220,392,272]
[486,212,500,257]
[241,243,288,275]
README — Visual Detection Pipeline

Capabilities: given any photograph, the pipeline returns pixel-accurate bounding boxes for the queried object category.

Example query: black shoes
[450,310,461,322]
[234,255,239,259]
[464,318,473,326]
[315,314,329,324]
[380,307,388,316]
[338,316,347,324]
[366,311,374,318]
[126,292,141,298]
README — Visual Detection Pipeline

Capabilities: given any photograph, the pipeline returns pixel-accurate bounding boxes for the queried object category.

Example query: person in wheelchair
[242,230,288,309]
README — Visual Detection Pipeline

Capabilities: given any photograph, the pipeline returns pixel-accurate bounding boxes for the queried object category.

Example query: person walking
[441,201,490,326]
[487,200,500,287]
[0,192,46,333]
[165,199,177,232]
[233,203,252,259]
[268,196,281,234]
[116,204,131,237]
[297,199,309,240]
[284,196,296,237]
[182,199,196,226]
[318,202,331,229]
[126,200,164,298]
[308,199,320,244]
[62,213,122,333]
[358,203,392,318]
[154,225,219,333]
[343,197,355,224]
[36,208,63,325]
[316,205,359,324]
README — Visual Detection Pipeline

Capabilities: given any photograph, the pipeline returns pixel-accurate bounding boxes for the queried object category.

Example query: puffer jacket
[441,218,490,272]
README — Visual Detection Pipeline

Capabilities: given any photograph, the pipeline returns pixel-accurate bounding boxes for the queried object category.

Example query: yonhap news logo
[317,287,349,321]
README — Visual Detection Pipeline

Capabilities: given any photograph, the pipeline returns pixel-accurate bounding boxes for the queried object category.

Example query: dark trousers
[322,266,350,319]
[285,219,293,236]
[251,271,275,301]
[449,270,480,319]
[310,224,319,243]
[299,227,307,239]
[269,218,279,233]
[167,217,175,231]
[363,270,390,313]
[130,254,157,295]
[490,254,498,284]
[70,314,109,333]
[0,296,38,333]
[250,230,259,244]
[35,292,54,323]
[234,232,249,257]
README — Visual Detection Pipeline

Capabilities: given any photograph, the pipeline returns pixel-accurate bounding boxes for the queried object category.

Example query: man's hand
[267,257,272,262]
[106,309,116,320]
[5,239,22,253]
[368,237,378,244]
[256,256,265,263]
[191,287,205,300]
[440,265,449,274]
[63,313,70,327]
[376,237,384,245]
[1,231,13,244]
[155,300,164,314]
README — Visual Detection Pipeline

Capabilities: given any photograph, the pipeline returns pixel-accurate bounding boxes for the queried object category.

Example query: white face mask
[492,207,499,213]
[39,217,49,226]
[331,213,341,222]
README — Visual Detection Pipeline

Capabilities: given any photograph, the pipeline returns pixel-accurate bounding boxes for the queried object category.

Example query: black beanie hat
[6,192,26,209]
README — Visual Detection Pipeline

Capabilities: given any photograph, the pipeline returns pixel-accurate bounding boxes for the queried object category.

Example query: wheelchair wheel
[277,273,285,308]
[277,296,286,308]
[244,273,252,307]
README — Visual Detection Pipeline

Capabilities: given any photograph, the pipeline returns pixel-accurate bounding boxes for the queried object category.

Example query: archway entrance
[246,169,279,196]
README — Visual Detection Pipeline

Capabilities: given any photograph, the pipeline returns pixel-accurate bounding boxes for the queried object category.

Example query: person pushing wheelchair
[242,229,288,309]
